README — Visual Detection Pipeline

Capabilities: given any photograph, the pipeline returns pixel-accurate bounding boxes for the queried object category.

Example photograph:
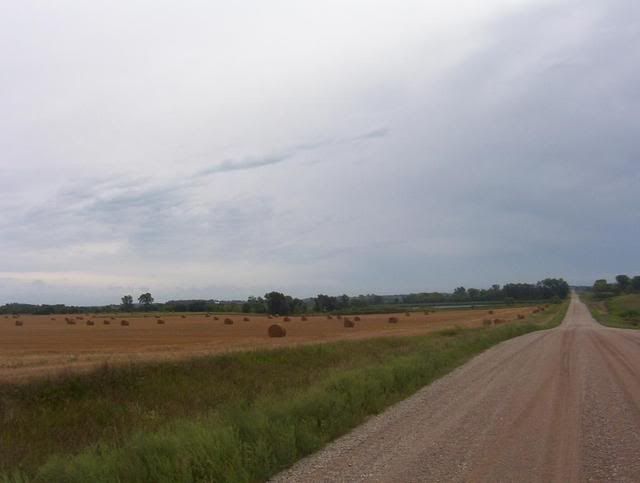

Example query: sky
[1,0,639,305]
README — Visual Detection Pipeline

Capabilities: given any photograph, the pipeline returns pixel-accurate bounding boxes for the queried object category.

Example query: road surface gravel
[272,294,640,482]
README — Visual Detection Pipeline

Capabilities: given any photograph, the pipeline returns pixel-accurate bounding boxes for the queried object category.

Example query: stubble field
[0,306,538,383]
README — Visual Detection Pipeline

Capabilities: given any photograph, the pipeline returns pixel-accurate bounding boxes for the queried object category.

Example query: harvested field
[0,307,538,383]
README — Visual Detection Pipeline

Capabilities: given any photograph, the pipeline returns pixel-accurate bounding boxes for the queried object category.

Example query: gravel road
[272,295,640,482]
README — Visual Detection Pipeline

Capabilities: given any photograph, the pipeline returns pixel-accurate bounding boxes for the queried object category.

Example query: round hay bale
[343,318,355,328]
[15,320,23,326]
[493,318,506,325]
[213,316,219,320]
[405,312,411,317]
[327,315,333,320]
[76,316,84,320]
[517,314,525,320]
[283,316,291,322]
[301,316,307,321]
[51,317,56,321]
[388,316,399,324]
[354,316,361,321]
[157,319,165,325]
[336,315,343,320]
[243,317,250,322]
[103,319,110,325]
[120,320,130,326]
[181,315,186,319]
[224,318,234,325]
[267,315,273,319]
[86,320,95,326]
[488,310,494,315]
[268,324,286,337]
[483,319,493,326]
[205,314,211,318]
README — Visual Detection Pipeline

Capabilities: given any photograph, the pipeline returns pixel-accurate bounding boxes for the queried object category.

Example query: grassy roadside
[580,292,640,329]
[1,302,568,483]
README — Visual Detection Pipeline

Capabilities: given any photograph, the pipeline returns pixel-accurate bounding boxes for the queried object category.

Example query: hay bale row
[268,324,286,337]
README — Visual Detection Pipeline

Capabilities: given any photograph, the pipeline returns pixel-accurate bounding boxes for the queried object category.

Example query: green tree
[593,279,610,295]
[616,275,631,292]
[138,293,154,310]
[265,291,289,315]
[632,276,640,292]
[121,295,133,311]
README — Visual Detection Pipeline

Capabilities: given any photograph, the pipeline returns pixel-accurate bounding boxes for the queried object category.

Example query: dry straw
[268,324,286,337]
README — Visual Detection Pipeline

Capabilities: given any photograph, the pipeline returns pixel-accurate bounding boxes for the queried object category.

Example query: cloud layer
[1,0,638,304]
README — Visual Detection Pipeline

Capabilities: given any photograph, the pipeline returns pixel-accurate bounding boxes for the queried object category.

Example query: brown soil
[0,307,531,383]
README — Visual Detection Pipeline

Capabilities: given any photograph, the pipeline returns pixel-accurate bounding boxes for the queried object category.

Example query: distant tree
[314,294,337,312]
[593,279,610,295]
[538,278,570,299]
[138,293,154,310]
[453,287,467,299]
[265,291,289,315]
[467,288,480,300]
[121,295,133,311]
[616,275,631,292]
[632,276,640,292]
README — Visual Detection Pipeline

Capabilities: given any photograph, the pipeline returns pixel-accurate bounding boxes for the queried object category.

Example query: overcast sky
[1,0,639,305]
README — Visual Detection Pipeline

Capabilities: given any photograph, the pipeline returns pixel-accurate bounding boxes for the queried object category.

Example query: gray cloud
[1,0,639,305]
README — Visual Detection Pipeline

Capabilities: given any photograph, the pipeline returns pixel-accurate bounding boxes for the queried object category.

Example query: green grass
[1,302,568,483]
[581,293,640,329]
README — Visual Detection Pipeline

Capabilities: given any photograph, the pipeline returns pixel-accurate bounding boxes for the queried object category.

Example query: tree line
[592,274,640,298]
[1,278,570,315]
